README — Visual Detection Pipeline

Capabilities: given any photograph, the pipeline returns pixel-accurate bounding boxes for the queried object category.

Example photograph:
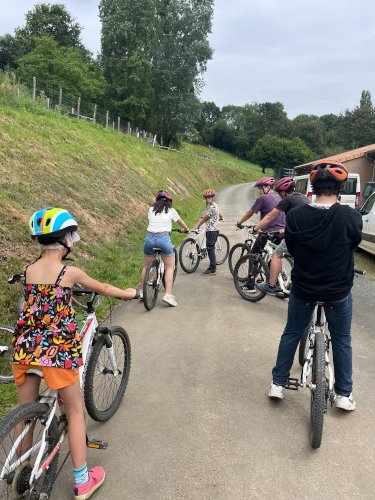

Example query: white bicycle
[0,288,131,499]
[179,229,230,273]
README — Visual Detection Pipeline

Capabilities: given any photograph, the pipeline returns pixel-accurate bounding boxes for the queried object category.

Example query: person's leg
[325,294,353,397]
[271,292,314,386]
[58,382,86,469]
[161,255,174,295]
[141,234,156,282]
[206,230,219,271]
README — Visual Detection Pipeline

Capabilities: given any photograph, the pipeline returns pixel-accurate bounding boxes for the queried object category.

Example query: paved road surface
[54,184,375,499]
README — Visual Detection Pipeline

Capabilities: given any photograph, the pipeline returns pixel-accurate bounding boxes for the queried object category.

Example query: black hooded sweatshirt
[285,203,362,302]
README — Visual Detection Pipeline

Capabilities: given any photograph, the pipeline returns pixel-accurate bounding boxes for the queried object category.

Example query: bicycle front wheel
[0,402,59,499]
[228,243,249,276]
[143,259,160,311]
[179,238,200,273]
[215,234,230,265]
[233,254,269,302]
[0,325,15,383]
[84,326,131,422]
[310,332,327,449]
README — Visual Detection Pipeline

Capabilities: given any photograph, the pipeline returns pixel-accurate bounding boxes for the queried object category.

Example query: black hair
[152,199,172,215]
[311,181,341,197]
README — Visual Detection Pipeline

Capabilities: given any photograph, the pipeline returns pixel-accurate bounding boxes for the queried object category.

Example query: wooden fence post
[112,121,115,129]
[117,116,120,131]
[47,98,50,109]
[58,88,62,112]
[77,97,81,119]
[153,134,157,147]
[136,127,139,138]
[93,104,97,123]
[32,77,36,100]
[127,122,131,134]
[106,111,109,128]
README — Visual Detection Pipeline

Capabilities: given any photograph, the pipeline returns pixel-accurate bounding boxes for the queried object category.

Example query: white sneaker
[268,382,284,400]
[335,393,356,411]
[162,294,177,307]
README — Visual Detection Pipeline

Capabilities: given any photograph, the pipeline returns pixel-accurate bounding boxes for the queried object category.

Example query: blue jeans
[206,230,219,270]
[272,291,353,396]
[144,233,173,256]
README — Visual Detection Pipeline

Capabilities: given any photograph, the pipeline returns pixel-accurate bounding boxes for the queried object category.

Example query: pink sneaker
[74,466,105,500]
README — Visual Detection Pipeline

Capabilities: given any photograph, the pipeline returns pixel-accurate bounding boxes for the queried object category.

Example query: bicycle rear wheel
[0,325,15,383]
[215,234,230,265]
[228,243,249,276]
[179,238,200,273]
[84,326,131,422]
[143,259,160,311]
[233,254,269,302]
[310,332,327,449]
[0,402,59,499]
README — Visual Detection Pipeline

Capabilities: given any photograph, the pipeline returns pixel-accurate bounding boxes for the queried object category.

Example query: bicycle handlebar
[8,273,24,284]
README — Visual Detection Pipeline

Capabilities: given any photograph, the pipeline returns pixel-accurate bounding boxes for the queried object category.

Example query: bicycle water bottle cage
[285,378,299,390]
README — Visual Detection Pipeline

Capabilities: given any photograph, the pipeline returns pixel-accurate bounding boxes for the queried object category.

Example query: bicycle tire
[179,238,200,273]
[215,234,230,265]
[0,402,59,499]
[233,254,269,302]
[143,259,160,311]
[298,319,313,366]
[310,332,327,449]
[228,243,249,276]
[84,326,131,422]
[0,324,15,383]
[163,247,178,289]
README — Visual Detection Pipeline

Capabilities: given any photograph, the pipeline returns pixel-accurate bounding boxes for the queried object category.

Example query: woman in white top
[141,190,189,307]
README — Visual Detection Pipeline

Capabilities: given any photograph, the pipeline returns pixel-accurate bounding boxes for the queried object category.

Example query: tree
[291,115,325,155]
[148,0,214,145]
[251,135,314,177]
[0,34,24,69]
[17,36,105,102]
[100,0,156,126]
[337,90,375,149]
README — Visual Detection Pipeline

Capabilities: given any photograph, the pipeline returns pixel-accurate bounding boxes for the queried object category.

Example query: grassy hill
[0,92,259,324]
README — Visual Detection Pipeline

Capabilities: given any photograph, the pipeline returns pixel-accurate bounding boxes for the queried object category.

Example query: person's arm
[254,207,281,232]
[68,267,138,300]
[219,211,224,221]
[177,218,189,232]
[237,209,254,227]
[193,214,209,231]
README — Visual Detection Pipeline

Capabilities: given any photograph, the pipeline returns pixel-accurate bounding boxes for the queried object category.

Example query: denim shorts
[144,233,173,256]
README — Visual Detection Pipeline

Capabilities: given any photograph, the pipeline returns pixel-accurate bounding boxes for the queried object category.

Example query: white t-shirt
[147,207,180,232]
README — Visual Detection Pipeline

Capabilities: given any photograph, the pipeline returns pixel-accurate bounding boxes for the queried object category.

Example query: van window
[362,182,375,200]
[340,177,357,195]
[295,179,308,194]
[362,193,375,216]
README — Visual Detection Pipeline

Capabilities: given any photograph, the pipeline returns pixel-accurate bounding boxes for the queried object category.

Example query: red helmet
[310,161,348,185]
[255,176,275,187]
[203,188,216,197]
[156,190,173,202]
[275,177,294,192]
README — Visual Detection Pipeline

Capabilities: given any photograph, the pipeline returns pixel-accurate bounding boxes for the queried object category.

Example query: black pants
[206,230,219,271]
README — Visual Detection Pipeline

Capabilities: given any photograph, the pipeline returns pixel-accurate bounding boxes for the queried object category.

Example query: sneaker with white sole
[162,294,177,307]
[138,290,143,300]
[335,393,356,411]
[268,382,284,400]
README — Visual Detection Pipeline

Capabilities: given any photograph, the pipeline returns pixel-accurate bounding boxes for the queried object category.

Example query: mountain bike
[142,228,187,311]
[286,269,364,449]
[0,288,131,499]
[179,230,230,274]
[228,225,257,276]
[233,231,293,302]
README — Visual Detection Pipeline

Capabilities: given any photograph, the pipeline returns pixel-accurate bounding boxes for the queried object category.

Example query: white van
[293,173,361,208]
[358,191,375,256]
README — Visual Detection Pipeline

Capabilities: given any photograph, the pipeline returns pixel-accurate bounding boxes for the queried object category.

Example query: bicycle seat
[26,368,43,378]
[152,247,162,253]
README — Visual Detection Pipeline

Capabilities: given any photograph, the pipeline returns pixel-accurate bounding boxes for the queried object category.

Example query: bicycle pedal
[285,378,299,390]
[86,439,108,449]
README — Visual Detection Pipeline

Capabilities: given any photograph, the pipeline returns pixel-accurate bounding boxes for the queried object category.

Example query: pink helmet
[275,177,294,192]
[255,176,275,187]
[156,190,173,202]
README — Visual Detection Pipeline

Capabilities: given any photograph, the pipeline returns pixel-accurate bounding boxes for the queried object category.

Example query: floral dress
[11,266,83,369]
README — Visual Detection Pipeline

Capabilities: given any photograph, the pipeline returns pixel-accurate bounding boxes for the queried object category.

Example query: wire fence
[0,71,245,168]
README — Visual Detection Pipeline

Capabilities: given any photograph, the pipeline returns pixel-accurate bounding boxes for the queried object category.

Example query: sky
[1,0,375,118]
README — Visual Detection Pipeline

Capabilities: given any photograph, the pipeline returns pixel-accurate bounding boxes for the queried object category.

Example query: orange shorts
[12,364,79,390]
